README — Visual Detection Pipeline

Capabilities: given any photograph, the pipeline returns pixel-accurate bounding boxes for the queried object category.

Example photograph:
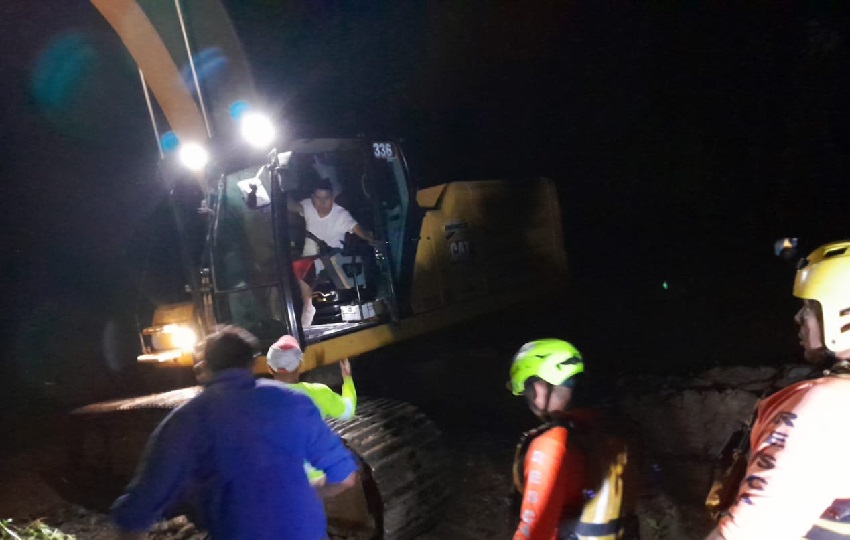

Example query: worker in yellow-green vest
[267,335,357,486]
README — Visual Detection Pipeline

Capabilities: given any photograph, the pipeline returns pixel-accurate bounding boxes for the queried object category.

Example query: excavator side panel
[410,178,566,313]
[139,178,568,372]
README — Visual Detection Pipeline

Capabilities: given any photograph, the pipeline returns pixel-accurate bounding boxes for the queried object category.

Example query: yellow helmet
[794,240,850,352]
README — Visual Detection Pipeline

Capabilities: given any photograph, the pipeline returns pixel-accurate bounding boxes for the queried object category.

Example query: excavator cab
[137,135,568,370]
[204,138,415,348]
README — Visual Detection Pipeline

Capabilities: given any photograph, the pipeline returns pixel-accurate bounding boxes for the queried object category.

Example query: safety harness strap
[513,419,572,493]
[573,519,620,536]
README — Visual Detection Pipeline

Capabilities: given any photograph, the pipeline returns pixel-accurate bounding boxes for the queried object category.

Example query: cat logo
[450,240,471,263]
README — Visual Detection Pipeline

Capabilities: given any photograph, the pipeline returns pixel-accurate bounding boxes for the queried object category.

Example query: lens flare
[32,33,96,111]
[180,47,228,97]
[160,131,180,153]
[229,100,250,120]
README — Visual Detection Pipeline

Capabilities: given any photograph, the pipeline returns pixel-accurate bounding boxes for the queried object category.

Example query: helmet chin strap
[806,346,833,365]
[803,346,832,369]
[819,350,850,375]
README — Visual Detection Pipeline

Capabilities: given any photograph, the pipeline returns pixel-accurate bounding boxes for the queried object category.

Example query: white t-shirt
[300,198,358,257]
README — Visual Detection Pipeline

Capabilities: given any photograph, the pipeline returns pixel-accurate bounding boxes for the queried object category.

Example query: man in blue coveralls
[111,325,358,540]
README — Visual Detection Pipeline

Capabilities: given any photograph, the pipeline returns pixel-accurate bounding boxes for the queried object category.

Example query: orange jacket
[514,410,606,540]
[718,376,850,540]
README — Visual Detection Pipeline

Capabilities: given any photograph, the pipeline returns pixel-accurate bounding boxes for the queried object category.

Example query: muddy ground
[0,423,518,540]
[0,404,702,540]
[1,345,528,539]
[1,308,797,539]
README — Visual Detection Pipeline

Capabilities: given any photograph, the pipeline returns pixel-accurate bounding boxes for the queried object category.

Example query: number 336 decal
[372,142,396,159]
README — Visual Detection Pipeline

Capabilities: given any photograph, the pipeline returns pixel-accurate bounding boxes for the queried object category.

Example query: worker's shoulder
[765,375,850,416]
[803,375,850,402]
[778,374,850,395]
[254,378,319,407]
[296,380,331,389]
[295,381,335,395]
[257,377,309,394]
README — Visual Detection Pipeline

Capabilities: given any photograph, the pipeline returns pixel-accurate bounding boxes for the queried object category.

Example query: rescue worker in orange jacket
[509,339,638,540]
[705,240,850,540]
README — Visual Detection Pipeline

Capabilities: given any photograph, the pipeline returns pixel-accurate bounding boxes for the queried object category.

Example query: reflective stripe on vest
[805,518,850,540]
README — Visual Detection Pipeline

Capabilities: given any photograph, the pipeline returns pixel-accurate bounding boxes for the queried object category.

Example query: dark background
[2,2,850,412]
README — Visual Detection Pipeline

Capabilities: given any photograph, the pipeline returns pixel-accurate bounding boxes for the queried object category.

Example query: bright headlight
[179,142,209,171]
[240,112,276,149]
[151,324,198,351]
[171,326,198,350]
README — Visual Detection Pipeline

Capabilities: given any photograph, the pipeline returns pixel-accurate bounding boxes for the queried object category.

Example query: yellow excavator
[63,2,568,539]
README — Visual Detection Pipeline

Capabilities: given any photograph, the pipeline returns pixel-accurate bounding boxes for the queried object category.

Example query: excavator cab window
[210,164,287,341]
[208,139,415,344]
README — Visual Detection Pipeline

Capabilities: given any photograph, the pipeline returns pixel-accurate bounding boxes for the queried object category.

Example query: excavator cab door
[365,141,420,318]
[208,163,293,343]
[277,139,419,331]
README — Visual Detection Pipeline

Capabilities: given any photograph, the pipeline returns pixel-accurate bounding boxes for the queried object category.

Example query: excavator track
[326,398,450,540]
[52,392,449,540]
[53,387,203,511]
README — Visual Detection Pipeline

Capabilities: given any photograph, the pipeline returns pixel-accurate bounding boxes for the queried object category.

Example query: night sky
[2,2,850,409]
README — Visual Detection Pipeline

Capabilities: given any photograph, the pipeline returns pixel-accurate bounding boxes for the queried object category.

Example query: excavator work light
[240,111,276,149]
[170,325,198,350]
[178,142,209,171]
[149,324,197,352]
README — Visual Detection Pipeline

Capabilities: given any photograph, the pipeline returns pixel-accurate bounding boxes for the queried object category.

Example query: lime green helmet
[508,339,584,396]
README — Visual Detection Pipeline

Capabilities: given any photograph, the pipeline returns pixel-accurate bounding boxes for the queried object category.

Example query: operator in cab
[288,178,377,327]
[706,240,850,540]
[508,339,638,540]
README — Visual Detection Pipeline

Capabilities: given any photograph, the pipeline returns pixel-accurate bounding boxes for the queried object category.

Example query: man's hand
[316,471,358,499]
[352,224,381,248]
[287,197,304,215]
[340,358,352,378]
[364,230,381,248]
[193,360,211,385]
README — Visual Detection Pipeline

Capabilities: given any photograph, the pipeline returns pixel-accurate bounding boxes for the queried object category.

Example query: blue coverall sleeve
[302,404,357,483]
[110,407,198,532]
